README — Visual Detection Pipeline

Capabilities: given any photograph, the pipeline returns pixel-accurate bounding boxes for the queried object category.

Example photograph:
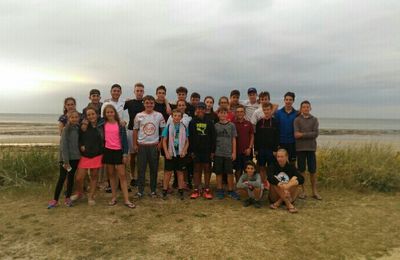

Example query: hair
[284,91,295,100]
[244,160,256,170]
[235,104,245,111]
[176,86,188,94]
[156,85,166,93]
[262,103,273,109]
[204,96,215,112]
[176,100,186,106]
[143,95,156,102]
[111,84,122,90]
[134,82,144,89]
[230,90,240,97]
[190,92,200,99]
[217,106,229,113]
[89,89,100,96]
[277,148,289,157]
[67,110,80,119]
[171,108,183,117]
[102,104,121,123]
[85,105,98,116]
[258,91,270,100]
[63,97,76,115]
[300,100,311,107]
[218,96,229,105]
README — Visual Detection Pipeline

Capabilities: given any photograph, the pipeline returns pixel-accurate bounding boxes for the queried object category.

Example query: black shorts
[279,143,296,162]
[233,153,252,172]
[297,151,316,174]
[256,148,276,167]
[214,156,233,175]
[164,156,187,172]
[193,153,211,164]
[102,148,123,165]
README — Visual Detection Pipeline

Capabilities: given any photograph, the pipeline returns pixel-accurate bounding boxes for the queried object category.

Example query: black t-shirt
[154,101,169,122]
[255,117,280,151]
[267,163,304,186]
[124,99,144,130]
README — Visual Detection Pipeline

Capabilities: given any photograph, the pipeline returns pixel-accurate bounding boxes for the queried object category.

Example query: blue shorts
[256,148,276,167]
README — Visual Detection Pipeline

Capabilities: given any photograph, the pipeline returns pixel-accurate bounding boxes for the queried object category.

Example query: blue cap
[196,102,206,109]
[247,87,257,94]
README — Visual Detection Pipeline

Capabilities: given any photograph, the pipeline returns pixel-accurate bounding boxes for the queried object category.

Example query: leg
[259,166,267,183]
[136,146,147,194]
[106,164,117,201]
[74,168,87,195]
[163,171,172,190]
[253,187,263,201]
[89,169,99,200]
[148,146,159,193]
[193,163,202,189]
[216,175,223,189]
[227,174,235,191]
[115,164,130,203]
[65,160,79,198]
[296,151,307,199]
[203,163,211,189]
[177,171,185,189]
[53,164,68,201]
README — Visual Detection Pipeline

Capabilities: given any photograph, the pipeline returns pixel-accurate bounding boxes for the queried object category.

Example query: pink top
[104,122,121,150]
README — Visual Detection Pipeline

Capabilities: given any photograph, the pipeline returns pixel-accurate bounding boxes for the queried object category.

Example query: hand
[165,152,172,160]
[80,146,86,152]
[63,163,71,171]
[244,148,251,156]
[180,149,187,158]
[248,184,254,191]
[243,181,249,185]
[122,156,128,165]
[120,121,127,127]
[295,132,303,139]
[133,145,139,153]
[232,153,236,161]
[157,142,162,151]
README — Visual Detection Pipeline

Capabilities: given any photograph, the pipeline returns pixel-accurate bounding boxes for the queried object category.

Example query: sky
[0,0,399,119]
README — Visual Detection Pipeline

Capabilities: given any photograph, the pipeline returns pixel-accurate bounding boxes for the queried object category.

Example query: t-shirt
[215,121,237,157]
[204,111,219,124]
[124,99,144,130]
[234,119,254,154]
[162,123,189,155]
[101,98,126,120]
[154,101,169,122]
[104,122,121,150]
[267,163,305,186]
[166,113,192,128]
[293,114,319,151]
[241,100,260,121]
[134,111,166,145]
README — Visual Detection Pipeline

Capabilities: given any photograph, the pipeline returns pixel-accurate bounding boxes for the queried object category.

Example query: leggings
[53,160,79,201]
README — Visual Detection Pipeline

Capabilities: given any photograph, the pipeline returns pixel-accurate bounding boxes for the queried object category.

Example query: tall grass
[318,144,400,192]
[0,146,58,188]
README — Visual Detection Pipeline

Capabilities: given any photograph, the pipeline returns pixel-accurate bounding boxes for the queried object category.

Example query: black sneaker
[254,200,262,209]
[127,188,132,192]
[243,198,253,207]
[130,179,137,187]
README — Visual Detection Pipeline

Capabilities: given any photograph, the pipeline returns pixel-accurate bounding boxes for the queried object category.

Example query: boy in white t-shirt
[101,84,126,122]
[133,95,166,198]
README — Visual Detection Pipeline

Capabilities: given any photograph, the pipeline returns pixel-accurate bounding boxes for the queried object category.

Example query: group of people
[48,83,321,213]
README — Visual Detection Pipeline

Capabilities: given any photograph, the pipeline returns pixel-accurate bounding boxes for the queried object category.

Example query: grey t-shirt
[215,121,237,157]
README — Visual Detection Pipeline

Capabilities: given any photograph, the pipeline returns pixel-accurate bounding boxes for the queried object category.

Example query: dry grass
[0,185,399,259]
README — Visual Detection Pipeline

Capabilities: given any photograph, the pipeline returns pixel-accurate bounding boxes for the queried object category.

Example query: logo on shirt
[143,122,156,136]
[274,172,289,183]
[196,123,207,135]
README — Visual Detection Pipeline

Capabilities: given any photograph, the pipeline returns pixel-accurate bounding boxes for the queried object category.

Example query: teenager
[101,84,126,121]
[48,110,81,208]
[294,101,321,200]
[250,91,279,126]
[233,104,254,182]
[229,90,241,113]
[58,97,79,135]
[167,100,192,127]
[124,83,145,187]
[214,107,240,200]
[274,92,298,163]
[82,89,103,117]
[189,102,216,199]
[134,95,166,198]
[154,85,172,122]
[218,96,235,122]
[268,149,304,213]
[170,86,195,117]
[236,161,262,208]
[242,87,259,121]
[162,109,189,200]
[204,96,219,123]
[190,92,201,110]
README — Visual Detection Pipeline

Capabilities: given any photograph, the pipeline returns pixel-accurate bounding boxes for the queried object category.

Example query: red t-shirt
[227,111,235,122]
[234,119,254,154]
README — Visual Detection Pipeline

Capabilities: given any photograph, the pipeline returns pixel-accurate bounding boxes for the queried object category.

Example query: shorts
[256,148,276,167]
[102,148,123,165]
[279,143,296,162]
[164,156,187,172]
[233,153,252,172]
[297,151,316,174]
[127,129,136,154]
[214,156,233,175]
[193,153,211,164]
[78,155,103,169]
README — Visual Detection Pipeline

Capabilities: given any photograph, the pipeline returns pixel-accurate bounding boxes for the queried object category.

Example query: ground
[0,185,399,259]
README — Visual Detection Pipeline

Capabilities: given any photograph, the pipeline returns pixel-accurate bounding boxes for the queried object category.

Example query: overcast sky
[0,0,399,118]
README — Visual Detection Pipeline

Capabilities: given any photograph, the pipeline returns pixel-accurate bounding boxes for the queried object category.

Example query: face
[105,107,116,121]
[177,92,187,101]
[68,113,80,125]
[230,95,240,105]
[65,100,76,112]
[245,165,255,176]
[134,86,144,100]
[205,98,214,110]
[219,98,229,109]
[172,112,182,123]
[89,94,101,104]
[218,110,227,121]
[86,109,98,123]
[248,92,257,103]
[191,97,200,106]
[144,99,155,111]
[301,103,311,115]
[196,107,205,117]
[235,108,245,120]
[276,151,288,166]
[156,89,166,101]
[284,96,294,108]
[262,106,272,118]
[111,87,122,100]
[259,96,270,105]
[177,101,186,113]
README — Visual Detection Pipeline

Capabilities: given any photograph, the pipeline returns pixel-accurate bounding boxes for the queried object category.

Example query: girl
[58,97,78,135]
[204,96,219,123]
[267,149,305,213]
[102,104,135,208]
[71,106,104,206]
[218,96,235,122]
[236,161,262,208]
[48,110,81,208]
[162,109,189,200]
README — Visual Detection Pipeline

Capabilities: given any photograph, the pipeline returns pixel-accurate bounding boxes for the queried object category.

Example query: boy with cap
[242,87,259,121]
[83,89,103,117]
[229,90,241,113]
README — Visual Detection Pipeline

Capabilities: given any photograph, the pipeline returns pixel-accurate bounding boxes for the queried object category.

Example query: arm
[162,137,172,160]
[294,118,302,139]
[247,174,262,188]
[120,127,129,157]
[165,99,172,115]
[231,137,236,161]
[302,119,319,139]
[58,122,64,136]
[236,174,248,189]
[133,129,139,153]
[181,138,189,157]
[61,128,70,167]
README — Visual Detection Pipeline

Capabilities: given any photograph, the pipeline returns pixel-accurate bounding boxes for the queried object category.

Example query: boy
[274,92,297,163]
[190,92,201,109]
[233,105,254,182]
[229,90,241,113]
[250,91,279,126]
[133,95,166,198]
[162,109,189,200]
[82,89,103,117]
[101,84,126,121]
[189,102,216,199]
[154,85,172,122]
[242,87,259,121]
[214,107,240,200]
[124,83,145,187]
[236,161,262,208]
[294,101,321,200]
[171,86,195,118]
[255,103,279,187]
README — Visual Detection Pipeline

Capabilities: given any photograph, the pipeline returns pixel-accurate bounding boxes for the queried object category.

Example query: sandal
[269,203,279,210]
[312,194,322,200]
[108,199,117,206]
[124,202,136,209]
[287,206,298,213]
[298,192,307,200]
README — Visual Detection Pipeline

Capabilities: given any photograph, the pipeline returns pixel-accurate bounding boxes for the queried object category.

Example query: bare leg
[116,165,130,203]
[253,188,262,201]
[177,171,185,189]
[163,171,172,190]
[74,168,87,195]
[216,175,223,190]
[299,172,306,199]
[310,173,321,199]
[259,166,267,183]
[130,153,137,180]
[89,169,98,200]
[227,174,235,191]
[204,163,211,189]
[193,163,202,189]
[106,164,117,201]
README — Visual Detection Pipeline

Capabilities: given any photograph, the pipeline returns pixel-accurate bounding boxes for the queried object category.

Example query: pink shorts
[78,155,103,169]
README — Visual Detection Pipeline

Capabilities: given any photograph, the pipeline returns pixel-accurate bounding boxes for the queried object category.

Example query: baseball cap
[196,102,206,109]
[247,88,257,94]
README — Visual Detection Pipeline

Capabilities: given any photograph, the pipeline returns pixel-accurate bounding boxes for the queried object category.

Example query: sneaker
[243,198,253,207]
[203,188,213,200]
[64,198,73,207]
[105,187,112,193]
[134,192,143,199]
[70,192,83,202]
[130,179,137,187]
[150,192,158,198]
[253,200,262,208]
[88,199,96,206]
[216,189,224,200]
[227,191,240,200]
[47,199,58,209]
[190,189,201,199]
[263,180,270,191]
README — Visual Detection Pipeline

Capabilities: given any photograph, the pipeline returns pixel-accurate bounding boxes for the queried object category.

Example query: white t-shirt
[101,98,126,120]
[250,107,264,126]
[241,100,260,121]
[134,111,166,145]
[166,113,192,128]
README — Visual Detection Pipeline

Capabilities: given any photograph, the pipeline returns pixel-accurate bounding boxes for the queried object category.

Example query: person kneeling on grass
[162,109,189,200]
[236,161,262,208]
[267,149,304,213]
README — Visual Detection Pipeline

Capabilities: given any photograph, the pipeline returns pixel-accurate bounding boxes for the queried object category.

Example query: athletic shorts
[214,156,233,175]
[233,153,252,172]
[256,148,276,167]
[279,143,296,162]
[103,148,123,165]
[193,153,211,164]
[164,156,187,172]
[297,151,316,174]
[127,129,136,154]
